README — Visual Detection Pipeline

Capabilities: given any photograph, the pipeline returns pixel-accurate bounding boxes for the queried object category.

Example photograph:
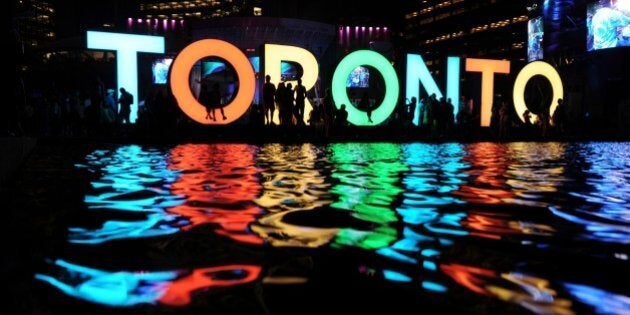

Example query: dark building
[400,0,629,135]
[260,1,402,25]
[259,1,402,52]
[14,0,56,48]
[535,0,630,134]
[402,0,530,68]
[138,0,263,20]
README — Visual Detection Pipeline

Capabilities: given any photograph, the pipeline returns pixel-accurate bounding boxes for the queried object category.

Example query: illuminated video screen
[152,58,173,84]
[587,0,630,51]
[202,60,228,77]
[528,17,544,61]
[237,56,298,81]
[346,66,370,88]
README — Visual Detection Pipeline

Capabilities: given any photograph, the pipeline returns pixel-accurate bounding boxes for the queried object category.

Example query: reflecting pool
[35,142,630,314]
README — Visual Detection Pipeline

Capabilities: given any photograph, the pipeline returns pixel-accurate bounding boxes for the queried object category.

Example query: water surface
[35,142,630,314]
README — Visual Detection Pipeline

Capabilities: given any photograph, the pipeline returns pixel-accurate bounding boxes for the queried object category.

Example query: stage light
[170,39,255,125]
[332,50,399,126]
[87,31,164,123]
[406,54,460,125]
[513,61,564,125]
[465,58,511,127]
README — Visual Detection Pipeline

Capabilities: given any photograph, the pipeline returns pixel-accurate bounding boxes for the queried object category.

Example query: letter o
[170,39,255,125]
[332,50,399,126]
[513,61,564,125]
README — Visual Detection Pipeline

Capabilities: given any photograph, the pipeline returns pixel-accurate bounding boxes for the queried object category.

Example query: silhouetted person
[445,98,455,132]
[294,78,307,125]
[456,96,469,126]
[523,109,532,125]
[426,93,438,132]
[209,83,225,121]
[437,97,449,136]
[335,104,348,127]
[308,102,322,125]
[198,81,213,120]
[408,97,417,124]
[359,92,371,123]
[118,87,133,124]
[104,89,117,119]
[285,82,295,125]
[552,98,566,135]
[419,97,427,127]
[262,75,276,125]
[498,100,510,138]
[539,110,550,138]
[322,88,335,136]
[276,82,288,126]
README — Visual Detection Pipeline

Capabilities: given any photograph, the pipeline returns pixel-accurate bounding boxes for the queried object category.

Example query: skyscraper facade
[15,0,56,48]
[402,0,530,69]
[138,0,263,20]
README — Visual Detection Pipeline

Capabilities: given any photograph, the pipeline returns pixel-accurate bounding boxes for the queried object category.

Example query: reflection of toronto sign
[87,31,563,126]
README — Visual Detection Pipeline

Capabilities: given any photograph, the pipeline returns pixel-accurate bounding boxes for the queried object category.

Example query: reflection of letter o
[332,50,399,126]
[170,39,255,125]
[513,61,563,124]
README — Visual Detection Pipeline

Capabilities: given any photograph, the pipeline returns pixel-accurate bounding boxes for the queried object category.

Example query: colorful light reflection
[564,283,630,315]
[441,264,575,315]
[61,142,630,314]
[250,144,336,248]
[329,143,406,250]
[70,144,265,245]
[377,143,468,290]
[70,146,186,244]
[167,144,264,245]
[35,259,261,307]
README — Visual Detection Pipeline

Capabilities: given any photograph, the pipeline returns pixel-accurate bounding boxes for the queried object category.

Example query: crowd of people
[12,78,181,138]
[258,75,348,131]
[10,75,571,141]
[250,75,570,140]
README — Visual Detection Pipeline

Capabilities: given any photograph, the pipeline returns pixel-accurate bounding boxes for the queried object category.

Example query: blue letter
[406,55,460,125]
[87,31,165,123]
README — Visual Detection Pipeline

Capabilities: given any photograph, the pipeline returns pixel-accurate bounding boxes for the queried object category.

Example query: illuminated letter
[332,50,399,126]
[170,39,255,125]
[87,31,164,123]
[513,61,564,125]
[263,44,319,125]
[406,55,460,125]
[465,58,511,127]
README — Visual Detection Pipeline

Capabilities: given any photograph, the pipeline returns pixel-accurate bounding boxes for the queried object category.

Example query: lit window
[253,7,262,16]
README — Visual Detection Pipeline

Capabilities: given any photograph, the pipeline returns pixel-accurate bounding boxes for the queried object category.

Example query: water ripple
[251,144,335,248]
[53,142,630,313]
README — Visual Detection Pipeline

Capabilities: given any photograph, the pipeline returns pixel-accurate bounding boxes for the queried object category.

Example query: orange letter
[170,39,255,125]
[465,59,510,127]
